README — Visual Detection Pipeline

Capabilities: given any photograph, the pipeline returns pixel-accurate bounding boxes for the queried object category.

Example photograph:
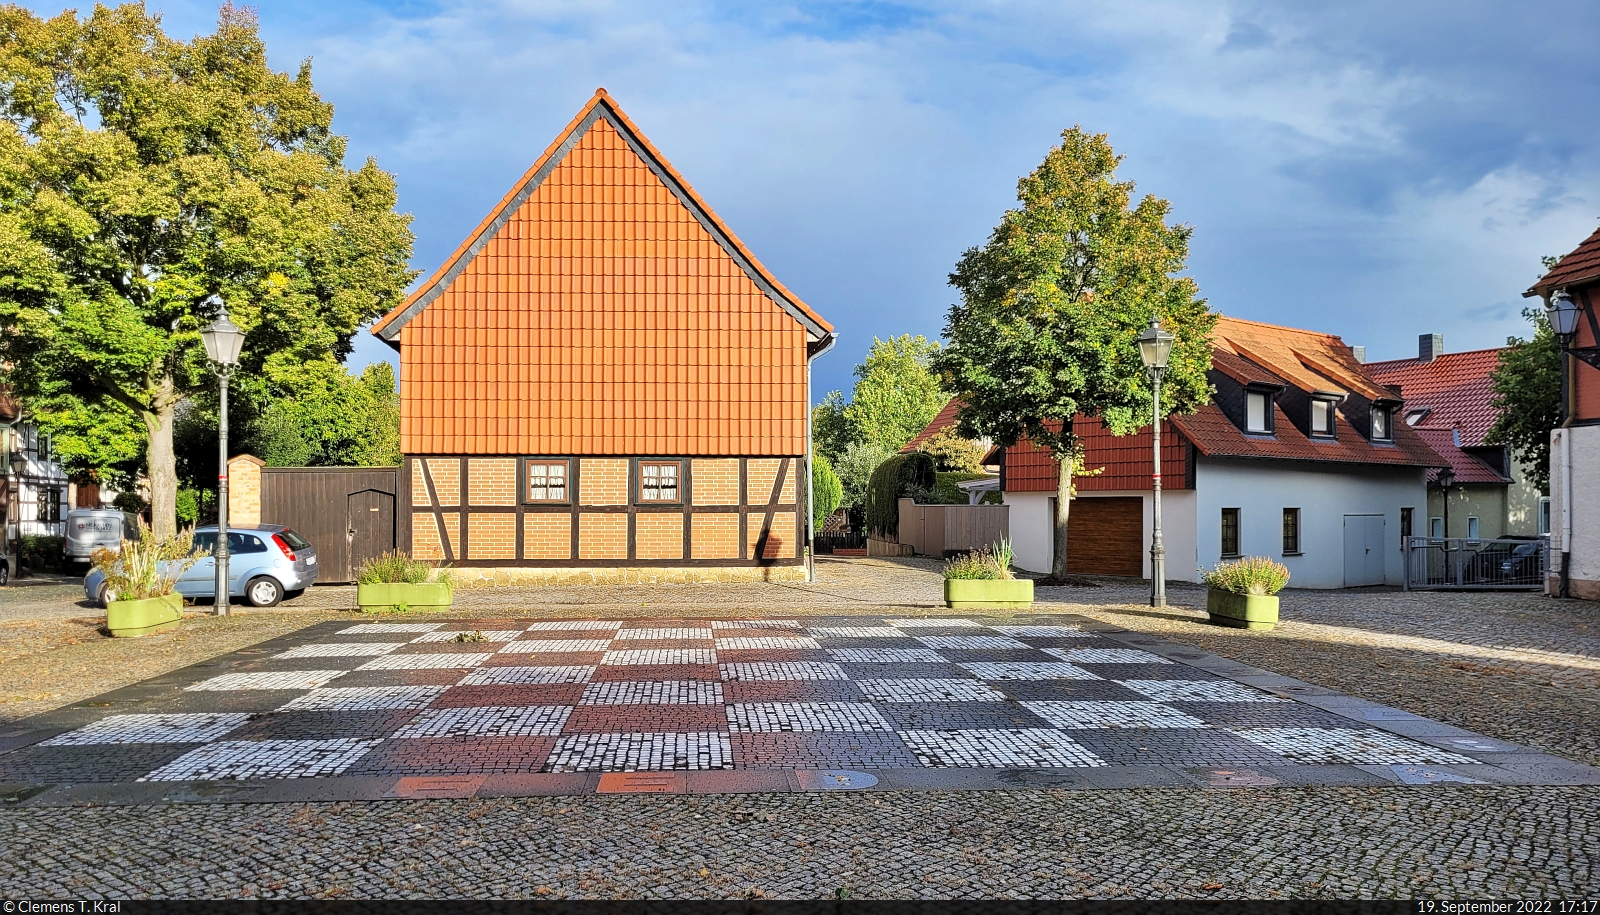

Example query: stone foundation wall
[446,565,809,587]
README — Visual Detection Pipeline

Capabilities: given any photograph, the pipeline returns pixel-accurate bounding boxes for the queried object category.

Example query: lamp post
[200,303,245,616]
[1548,290,1580,425]
[1137,318,1176,607]
[1436,466,1455,538]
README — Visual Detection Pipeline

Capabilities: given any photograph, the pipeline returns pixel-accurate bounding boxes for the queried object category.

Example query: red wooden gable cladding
[1002,416,1190,493]
[372,90,831,458]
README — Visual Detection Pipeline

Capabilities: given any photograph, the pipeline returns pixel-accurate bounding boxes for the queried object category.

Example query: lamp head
[1137,318,1176,372]
[1547,290,1580,343]
[1437,466,1456,489]
[200,298,245,368]
[9,448,26,476]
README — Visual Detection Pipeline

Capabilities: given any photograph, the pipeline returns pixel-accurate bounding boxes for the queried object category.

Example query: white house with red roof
[1366,335,1540,542]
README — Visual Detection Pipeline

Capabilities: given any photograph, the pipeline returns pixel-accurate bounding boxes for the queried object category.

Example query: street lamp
[1547,290,1580,345]
[1436,466,1456,538]
[200,301,245,616]
[1137,318,1176,607]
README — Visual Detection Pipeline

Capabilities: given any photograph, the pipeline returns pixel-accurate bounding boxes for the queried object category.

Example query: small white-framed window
[1370,406,1391,441]
[1538,497,1551,536]
[1466,516,1480,541]
[1311,399,1336,437]
[1246,391,1271,433]
[1429,516,1444,538]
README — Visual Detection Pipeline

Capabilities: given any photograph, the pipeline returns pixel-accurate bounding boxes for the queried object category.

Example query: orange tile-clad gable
[374,90,832,457]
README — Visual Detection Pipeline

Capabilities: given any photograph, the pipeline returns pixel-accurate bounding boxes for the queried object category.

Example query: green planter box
[106,593,183,638]
[944,578,1034,610]
[357,581,454,613]
[1206,589,1280,630]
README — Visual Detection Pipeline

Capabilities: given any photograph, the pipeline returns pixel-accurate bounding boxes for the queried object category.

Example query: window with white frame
[1466,516,1480,541]
[1370,405,1391,441]
[1246,391,1272,433]
[1429,516,1444,538]
[1538,497,1551,536]
[1310,398,1337,437]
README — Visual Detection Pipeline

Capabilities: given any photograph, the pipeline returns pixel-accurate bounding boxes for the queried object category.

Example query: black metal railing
[1403,536,1546,590]
[813,533,866,554]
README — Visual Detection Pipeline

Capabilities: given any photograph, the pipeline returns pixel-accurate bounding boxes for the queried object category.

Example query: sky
[61,0,1600,399]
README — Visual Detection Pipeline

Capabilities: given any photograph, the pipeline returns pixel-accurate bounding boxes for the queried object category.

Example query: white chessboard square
[601,648,717,666]
[857,679,1007,703]
[459,665,595,686]
[810,627,910,639]
[1117,679,1289,703]
[727,702,892,732]
[899,729,1106,768]
[357,652,493,670]
[1043,647,1175,665]
[916,635,1031,650]
[392,705,572,739]
[545,732,733,772]
[616,628,714,641]
[142,738,380,781]
[41,713,251,746]
[711,620,802,630]
[719,661,849,681]
[186,670,348,692]
[274,642,406,659]
[958,662,1102,681]
[277,685,448,712]
[1023,700,1208,729]
[498,639,613,654]
[990,625,1094,638]
[827,647,947,663]
[581,680,725,705]
[338,623,445,635]
[410,630,523,643]
[523,621,624,632]
[1229,727,1477,765]
[886,618,985,629]
[714,636,821,650]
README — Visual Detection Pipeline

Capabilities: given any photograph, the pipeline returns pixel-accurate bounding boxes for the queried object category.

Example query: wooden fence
[896,498,1009,557]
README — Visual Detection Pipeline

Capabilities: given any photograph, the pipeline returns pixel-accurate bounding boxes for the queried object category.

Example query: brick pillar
[227,454,265,526]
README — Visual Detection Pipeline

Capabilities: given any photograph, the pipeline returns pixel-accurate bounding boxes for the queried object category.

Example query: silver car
[84,523,319,608]
[64,509,142,564]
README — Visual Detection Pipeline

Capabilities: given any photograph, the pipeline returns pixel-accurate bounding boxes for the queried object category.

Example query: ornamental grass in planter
[1202,556,1290,630]
[356,552,454,612]
[943,539,1033,610]
[92,527,201,637]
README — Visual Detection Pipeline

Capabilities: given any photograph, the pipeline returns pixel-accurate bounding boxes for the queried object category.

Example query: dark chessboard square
[1075,663,1225,682]
[562,705,727,734]
[590,664,721,682]
[226,710,420,741]
[1166,701,1360,729]
[1013,636,1130,650]
[1069,727,1292,766]
[723,681,864,703]
[128,690,312,715]
[345,736,556,776]
[878,701,1053,730]
[715,648,832,663]
[990,680,1151,702]
[434,684,586,707]
[391,641,504,655]
[240,657,376,673]
[0,742,199,783]
[929,648,1062,664]
[481,652,604,667]
[730,732,916,769]
[836,662,975,680]
[332,669,467,689]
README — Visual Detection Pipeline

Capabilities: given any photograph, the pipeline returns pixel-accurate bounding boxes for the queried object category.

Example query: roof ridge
[1366,346,1507,368]
[1214,314,1347,344]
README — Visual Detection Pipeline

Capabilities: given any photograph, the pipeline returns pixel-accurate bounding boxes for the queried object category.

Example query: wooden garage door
[1066,496,1143,577]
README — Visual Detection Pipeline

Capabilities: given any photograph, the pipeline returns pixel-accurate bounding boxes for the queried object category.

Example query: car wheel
[245,576,284,608]
[0,562,8,586]
[97,582,115,607]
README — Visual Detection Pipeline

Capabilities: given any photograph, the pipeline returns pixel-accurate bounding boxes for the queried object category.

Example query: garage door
[1066,496,1144,577]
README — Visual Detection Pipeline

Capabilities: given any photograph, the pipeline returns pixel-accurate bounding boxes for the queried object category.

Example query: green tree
[1487,306,1560,493]
[843,335,948,452]
[834,440,893,519]
[915,427,986,473]
[934,126,1215,579]
[811,389,854,465]
[811,453,843,528]
[24,393,144,486]
[0,4,415,536]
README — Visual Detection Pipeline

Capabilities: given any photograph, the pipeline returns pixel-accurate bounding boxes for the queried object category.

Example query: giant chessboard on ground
[2,615,1596,803]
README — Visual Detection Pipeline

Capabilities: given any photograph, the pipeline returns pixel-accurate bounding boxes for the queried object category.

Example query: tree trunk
[1052,449,1076,579]
[141,394,179,539]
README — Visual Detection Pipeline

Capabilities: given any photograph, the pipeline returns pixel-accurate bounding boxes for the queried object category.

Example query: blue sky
[76,0,1600,398]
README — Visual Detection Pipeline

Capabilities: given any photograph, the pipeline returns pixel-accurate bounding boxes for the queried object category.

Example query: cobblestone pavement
[1,786,1593,898]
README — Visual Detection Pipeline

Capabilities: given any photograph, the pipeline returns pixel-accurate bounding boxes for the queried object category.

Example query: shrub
[356,551,452,591]
[1203,556,1290,596]
[865,452,935,538]
[175,488,199,525]
[943,539,1016,581]
[916,428,986,473]
[812,455,843,528]
[91,525,201,601]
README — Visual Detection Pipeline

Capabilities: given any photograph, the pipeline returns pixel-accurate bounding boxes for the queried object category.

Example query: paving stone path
[3,614,1593,803]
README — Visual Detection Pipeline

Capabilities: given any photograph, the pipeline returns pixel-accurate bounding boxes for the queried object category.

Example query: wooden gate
[260,467,399,583]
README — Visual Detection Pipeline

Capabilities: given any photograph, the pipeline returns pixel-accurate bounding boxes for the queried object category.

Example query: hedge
[812,455,843,528]
[865,451,936,539]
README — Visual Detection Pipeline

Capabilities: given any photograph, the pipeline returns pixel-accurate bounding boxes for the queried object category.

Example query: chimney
[1351,345,1366,363]
[1419,333,1443,363]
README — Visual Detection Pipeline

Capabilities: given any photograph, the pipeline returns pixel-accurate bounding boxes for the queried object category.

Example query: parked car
[63,509,142,565]
[1465,540,1543,586]
[85,524,318,608]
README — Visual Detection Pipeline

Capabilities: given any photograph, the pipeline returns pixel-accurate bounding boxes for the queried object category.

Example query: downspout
[805,332,837,583]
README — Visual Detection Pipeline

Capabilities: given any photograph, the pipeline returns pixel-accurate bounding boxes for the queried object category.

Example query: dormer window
[1246,390,1273,433]
[1310,398,1337,437]
[1370,405,1392,442]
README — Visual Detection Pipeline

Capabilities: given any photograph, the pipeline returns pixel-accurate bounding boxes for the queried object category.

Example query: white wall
[1194,458,1428,589]
[1549,425,1600,599]
[1001,489,1199,582]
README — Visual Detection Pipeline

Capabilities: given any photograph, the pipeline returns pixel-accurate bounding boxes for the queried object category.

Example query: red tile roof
[370,89,831,457]
[1170,403,1438,467]
[1528,226,1600,295]
[1365,348,1503,447]
[1412,427,1512,485]
[900,398,964,453]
